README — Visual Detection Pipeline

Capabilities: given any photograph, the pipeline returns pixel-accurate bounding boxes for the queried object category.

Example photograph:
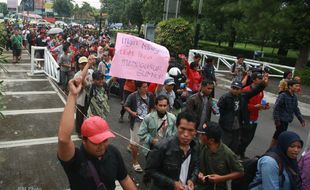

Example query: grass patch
[198,40,310,67]
[199,40,301,59]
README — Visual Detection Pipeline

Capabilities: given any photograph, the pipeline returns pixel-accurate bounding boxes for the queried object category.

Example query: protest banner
[110,33,170,84]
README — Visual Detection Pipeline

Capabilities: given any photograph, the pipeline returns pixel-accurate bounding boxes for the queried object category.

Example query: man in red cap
[57,77,136,190]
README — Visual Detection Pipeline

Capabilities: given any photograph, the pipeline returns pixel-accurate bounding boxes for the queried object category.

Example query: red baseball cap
[81,116,115,144]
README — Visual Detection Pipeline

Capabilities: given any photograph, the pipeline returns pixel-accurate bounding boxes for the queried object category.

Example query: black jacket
[217,82,266,131]
[145,136,199,190]
[186,92,212,128]
[203,63,216,82]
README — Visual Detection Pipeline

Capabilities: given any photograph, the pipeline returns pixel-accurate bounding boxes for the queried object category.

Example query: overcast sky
[0,0,101,9]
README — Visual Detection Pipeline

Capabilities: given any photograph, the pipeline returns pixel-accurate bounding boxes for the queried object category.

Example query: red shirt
[124,80,136,92]
[184,60,202,92]
[69,45,78,63]
[242,85,264,121]
[148,83,157,94]
[109,47,115,59]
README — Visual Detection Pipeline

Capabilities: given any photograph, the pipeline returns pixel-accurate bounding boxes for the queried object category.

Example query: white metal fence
[30,46,60,83]
[188,49,295,78]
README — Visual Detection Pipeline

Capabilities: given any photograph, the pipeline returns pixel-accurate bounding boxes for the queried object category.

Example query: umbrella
[29,20,38,24]
[86,24,95,29]
[55,21,68,26]
[47,27,63,35]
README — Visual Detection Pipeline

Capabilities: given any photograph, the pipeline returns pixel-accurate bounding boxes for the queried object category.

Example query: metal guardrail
[30,46,60,83]
[188,49,295,78]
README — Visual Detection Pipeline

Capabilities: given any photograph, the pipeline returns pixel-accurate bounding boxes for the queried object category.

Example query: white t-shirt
[22,30,29,40]
[74,69,94,106]
[179,153,191,185]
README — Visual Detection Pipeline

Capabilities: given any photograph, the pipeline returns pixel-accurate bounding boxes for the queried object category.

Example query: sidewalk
[0,49,124,190]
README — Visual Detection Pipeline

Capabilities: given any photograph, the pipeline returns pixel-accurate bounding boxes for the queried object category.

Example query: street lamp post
[194,0,203,48]
[99,10,102,36]
[163,0,181,20]
[16,0,19,23]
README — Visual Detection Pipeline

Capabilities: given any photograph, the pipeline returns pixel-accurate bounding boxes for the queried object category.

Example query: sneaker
[133,163,143,173]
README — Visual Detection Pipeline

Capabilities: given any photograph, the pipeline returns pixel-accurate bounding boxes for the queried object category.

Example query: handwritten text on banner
[110,33,170,84]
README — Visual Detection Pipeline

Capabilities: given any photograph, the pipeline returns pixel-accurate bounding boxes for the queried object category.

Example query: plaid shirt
[273,91,304,123]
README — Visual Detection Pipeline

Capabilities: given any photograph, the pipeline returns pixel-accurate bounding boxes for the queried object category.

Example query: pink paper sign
[110,33,170,84]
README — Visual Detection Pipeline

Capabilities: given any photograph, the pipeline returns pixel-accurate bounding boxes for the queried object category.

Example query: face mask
[157,110,166,118]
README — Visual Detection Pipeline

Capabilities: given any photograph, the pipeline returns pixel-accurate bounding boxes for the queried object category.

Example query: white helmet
[168,67,181,77]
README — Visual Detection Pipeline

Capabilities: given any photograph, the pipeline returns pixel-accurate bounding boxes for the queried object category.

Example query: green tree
[141,0,196,24]
[239,0,310,69]
[284,0,310,69]
[155,18,193,55]
[0,3,8,16]
[105,0,126,23]
[198,0,242,47]
[79,2,98,20]
[72,4,80,19]
[53,0,74,17]
[124,0,143,32]
[142,0,164,24]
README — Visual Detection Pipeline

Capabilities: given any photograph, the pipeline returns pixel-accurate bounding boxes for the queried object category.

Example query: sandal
[133,163,143,173]
[127,145,132,152]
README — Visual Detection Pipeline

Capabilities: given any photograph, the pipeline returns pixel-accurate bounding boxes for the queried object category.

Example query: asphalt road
[0,50,309,190]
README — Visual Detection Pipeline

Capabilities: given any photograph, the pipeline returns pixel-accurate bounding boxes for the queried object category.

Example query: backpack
[231,62,247,73]
[84,84,108,113]
[231,152,283,190]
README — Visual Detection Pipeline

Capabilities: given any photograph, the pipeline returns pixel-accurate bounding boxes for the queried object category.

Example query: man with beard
[138,95,177,157]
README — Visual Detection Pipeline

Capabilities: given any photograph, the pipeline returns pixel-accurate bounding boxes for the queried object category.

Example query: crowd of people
[3,22,310,190]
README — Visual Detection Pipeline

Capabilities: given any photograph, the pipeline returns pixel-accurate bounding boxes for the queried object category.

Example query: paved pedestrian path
[0,50,123,189]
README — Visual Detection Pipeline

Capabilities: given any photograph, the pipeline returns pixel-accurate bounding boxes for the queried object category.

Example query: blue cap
[164,77,175,85]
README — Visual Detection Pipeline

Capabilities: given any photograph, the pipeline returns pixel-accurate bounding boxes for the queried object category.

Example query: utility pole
[165,0,170,20]
[175,0,180,18]
[194,0,203,48]
[16,0,19,23]
[164,0,181,20]
[99,9,102,36]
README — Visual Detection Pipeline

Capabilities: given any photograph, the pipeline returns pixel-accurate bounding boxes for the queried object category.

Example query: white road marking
[1,54,29,57]
[3,91,56,95]
[47,78,67,105]
[0,70,30,72]
[0,135,80,149]
[1,79,48,82]
[1,62,32,65]
[2,64,31,66]
[2,108,64,116]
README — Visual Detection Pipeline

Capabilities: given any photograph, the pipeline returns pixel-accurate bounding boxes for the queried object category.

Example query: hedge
[295,68,310,86]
